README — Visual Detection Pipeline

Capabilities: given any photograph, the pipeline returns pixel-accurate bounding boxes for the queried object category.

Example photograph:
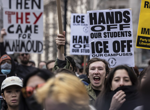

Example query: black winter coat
[95,86,142,110]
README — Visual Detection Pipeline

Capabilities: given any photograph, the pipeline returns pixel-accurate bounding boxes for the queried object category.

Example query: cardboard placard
[136,0,150,49]
[2,0,43,53]
[70,14,90,55]
[87,9,134,67]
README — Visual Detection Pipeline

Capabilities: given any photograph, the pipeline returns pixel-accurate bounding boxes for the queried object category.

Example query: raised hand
[0,28,7,42]
[55,31,65,49]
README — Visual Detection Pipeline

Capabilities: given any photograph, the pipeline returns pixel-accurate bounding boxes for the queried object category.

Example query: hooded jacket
[0,54,16,76]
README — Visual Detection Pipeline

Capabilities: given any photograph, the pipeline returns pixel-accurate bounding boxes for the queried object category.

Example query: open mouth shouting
[93,76,101,84]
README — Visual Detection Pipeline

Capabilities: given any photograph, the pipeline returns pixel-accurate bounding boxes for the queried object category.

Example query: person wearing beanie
[1,76,23,110]
[0,54,16,76]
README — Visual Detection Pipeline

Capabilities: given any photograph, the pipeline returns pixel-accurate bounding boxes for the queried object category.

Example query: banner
[70,14,90,55]
[87,9,134,67]
[136,0,150,49]
[2,0,43,53]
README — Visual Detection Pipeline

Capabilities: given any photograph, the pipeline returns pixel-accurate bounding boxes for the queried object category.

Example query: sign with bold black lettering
[70,14,90,55]
[2,0,43,53]
[87,9,134,67]
[136,0,150,49]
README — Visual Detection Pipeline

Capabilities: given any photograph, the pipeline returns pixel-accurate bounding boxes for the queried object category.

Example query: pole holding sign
[136,0,150,49]
[56,0,64,54]
[83,55,86,74]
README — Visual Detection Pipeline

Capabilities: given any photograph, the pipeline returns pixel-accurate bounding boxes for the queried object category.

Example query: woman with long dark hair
[95,65,141,110]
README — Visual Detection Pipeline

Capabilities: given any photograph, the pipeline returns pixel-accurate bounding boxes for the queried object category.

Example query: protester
[19,68,54,110]
[85,57,110,105]
[139,67,149,85]
[0,54,16,76]
[46,60,55,71]
[53,31,76,72]
[140,68,150,110]
[95,65,141,110]
[38,61,46,69]
[0,28,36,79]
[35,73,95,110]
[1,76,23,110]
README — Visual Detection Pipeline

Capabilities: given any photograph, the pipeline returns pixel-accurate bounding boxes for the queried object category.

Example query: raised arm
[53,31,71,71]
[0,28,7,56]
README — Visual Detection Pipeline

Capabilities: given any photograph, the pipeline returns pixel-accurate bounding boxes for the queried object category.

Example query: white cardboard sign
[87,9,135,67]
[70,14,90,55]
[2,0,43,53]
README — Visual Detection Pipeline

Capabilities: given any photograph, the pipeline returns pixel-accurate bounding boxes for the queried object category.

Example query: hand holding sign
[56,0,64,54]
[56,31,66,49]
[0,29,7,42]
[56,31,66,60]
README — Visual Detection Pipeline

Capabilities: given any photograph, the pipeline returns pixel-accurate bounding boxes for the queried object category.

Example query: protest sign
[87,9,134,67]
[2,0,43,53]
[136,0,150,49]
[70,14,90,55]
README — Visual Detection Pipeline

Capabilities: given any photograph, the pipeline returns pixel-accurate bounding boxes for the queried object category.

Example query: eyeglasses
[21,83,45,98]
[20,53,29,57]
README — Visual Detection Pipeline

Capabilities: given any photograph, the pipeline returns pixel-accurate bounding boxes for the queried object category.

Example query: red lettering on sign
[5,11,15,24]
[25,12,30,24]
[16,12,23,24]
[33,12,43,24]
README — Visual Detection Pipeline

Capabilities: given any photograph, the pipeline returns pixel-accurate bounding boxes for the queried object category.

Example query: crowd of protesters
[0,28,150,110]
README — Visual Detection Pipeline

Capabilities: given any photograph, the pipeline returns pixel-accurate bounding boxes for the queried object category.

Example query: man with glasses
[0,28,36,79]
[19,53,30,65]
[16,53,36,79]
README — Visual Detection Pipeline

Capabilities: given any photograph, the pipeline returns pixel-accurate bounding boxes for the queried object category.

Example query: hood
[0,54,16,76]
